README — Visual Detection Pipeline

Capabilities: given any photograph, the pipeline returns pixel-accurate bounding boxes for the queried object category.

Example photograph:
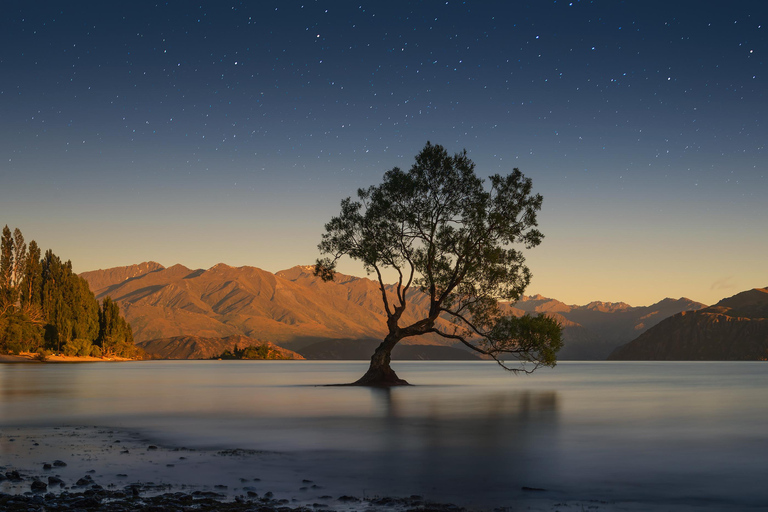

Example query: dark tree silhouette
[315,142,562,386]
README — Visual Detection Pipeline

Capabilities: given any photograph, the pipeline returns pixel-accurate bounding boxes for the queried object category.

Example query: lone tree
[315,142,562,386]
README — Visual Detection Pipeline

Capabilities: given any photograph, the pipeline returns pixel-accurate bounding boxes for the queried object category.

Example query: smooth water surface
[1,361,767,509]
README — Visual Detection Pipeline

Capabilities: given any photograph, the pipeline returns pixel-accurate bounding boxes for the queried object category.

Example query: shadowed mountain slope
[512,295,706,359]
[137,335,304,360]
[297,339,481,361]
[609,287,768,360]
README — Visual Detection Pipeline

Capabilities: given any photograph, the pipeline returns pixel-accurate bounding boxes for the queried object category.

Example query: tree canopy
[315,142,562,385]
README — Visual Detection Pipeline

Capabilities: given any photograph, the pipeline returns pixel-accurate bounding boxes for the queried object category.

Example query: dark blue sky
[1,1,765,305]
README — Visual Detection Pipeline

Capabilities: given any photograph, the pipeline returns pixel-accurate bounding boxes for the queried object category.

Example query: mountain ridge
[609,287,768,360]
[79,262,706,360]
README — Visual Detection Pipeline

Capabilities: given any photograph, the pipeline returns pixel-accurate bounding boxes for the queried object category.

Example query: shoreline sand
[0,353,132,363]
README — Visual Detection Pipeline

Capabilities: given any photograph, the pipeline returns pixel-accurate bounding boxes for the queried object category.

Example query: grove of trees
[0,225,138,358]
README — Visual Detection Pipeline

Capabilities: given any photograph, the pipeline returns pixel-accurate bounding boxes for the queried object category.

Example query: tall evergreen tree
[0,225,14,312]
[98,296,135,358]
[12,228,26,289]
[20,240,43,321]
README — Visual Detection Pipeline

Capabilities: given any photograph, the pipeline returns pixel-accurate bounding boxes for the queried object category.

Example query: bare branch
[428,328,542,374]
[371,263,394,318]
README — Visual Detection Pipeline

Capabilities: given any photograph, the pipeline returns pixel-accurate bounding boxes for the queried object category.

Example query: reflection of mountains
[80,262,705,360]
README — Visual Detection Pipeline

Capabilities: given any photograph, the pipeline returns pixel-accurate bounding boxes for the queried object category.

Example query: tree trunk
[352,333,409,386]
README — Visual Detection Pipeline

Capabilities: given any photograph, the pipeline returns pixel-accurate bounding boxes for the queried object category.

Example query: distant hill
[512,295,706,360]
[609,287,768,360]
[80,262,455,348]
[80,262,706,360]
[83,261,165,298]
[298,339,481,361]
[137,335,304,360]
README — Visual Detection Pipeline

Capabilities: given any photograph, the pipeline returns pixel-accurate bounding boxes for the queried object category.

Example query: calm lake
[1,361,767,510]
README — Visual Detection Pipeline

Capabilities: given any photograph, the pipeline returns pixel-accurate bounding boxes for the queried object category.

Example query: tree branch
[427,328,542,374]
[371,263,393,318]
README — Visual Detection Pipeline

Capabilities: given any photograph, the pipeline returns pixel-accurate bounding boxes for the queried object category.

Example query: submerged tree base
[350,377,411,387]
[352,362,410,386]
[324,364,411,387]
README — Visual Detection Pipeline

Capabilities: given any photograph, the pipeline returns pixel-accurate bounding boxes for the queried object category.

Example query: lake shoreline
[0,352,133,363]
[2,361,765,511]
[0,425,736,512]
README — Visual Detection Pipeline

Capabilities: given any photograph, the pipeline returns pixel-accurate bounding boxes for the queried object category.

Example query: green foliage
[35,347,49,362]
[98,296,136,358]
[0,225,13,310]
[316,142,562,373]
[90,345,103,358]
[41,250,100,350]
[0,311,44,354]
[214,343,289,360]
[62,338,93,357]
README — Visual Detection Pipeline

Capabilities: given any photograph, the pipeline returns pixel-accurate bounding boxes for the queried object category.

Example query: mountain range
[79,262,706,360]
[609,287,768,360]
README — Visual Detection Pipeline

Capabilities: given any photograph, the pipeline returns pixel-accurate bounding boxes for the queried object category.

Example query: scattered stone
[521,486,546,492]
[48,476,64,486]
[5,470,22,481]
[147,445,158,450]
[75,475,94,486]
[0,488,469,512]
[191,490,225,498]
[42,463,52,470]
[52,460,67,467]
[31,480,47,492]
[338,496,360,502]
[217,448,260,456]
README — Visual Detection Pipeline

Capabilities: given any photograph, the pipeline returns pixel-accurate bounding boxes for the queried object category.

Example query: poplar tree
[0,225,13,311]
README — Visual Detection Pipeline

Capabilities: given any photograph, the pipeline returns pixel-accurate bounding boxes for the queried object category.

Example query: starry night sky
[1,1,765,306]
